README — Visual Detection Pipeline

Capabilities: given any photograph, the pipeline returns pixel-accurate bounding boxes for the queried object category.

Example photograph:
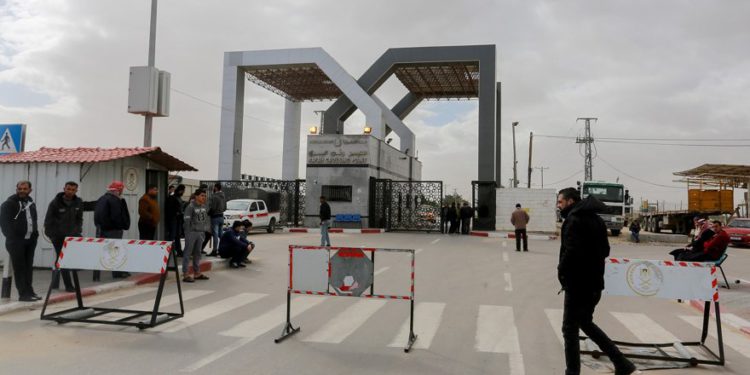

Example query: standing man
[183,188,210,282]
[138,184,160,240]
[93,180,131,280]
[0,181,39,301]
[44,181,83,292]
[207,183,227,257]
[556,187,637,375]
[165,184,185,257]
[440,203,449,234]
[459,202,473,234]
[447,202,458,234]
[511,203,530,252]
[319,195,331,247]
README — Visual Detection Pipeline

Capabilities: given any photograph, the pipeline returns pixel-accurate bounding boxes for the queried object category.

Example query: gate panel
[369,179,442,232]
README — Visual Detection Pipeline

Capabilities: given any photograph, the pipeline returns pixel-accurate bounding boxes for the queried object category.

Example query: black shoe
[19,295,36,302]
[65,287,76,293]
[242,258,251,264]
[237,263,247,268]
[523,249,528,252]
[31,293,42,300]
[229,262,240,269]
[209,251,218,257]
[614,361,638,375]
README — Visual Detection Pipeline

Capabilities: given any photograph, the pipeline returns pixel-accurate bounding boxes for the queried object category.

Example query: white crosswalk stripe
[611,312,680,343]
[388,302,446,350]
[681,315,750,358]
[476,305,525,375]
[124,289,213,311]
[544,308,565,345]
[220,296,324,340]
[303,299,387,344]
[153,293,267,333]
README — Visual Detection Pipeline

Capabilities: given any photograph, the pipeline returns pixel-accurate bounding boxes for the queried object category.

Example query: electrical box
[128,66,159,115]
[156,70,171,117]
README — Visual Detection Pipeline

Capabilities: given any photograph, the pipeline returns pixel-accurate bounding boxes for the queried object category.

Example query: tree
[443,192,467,207]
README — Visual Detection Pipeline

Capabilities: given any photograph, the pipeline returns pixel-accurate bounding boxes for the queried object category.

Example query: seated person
[239,219,256,264]
[629,220,641,243]
[219,221,252,268]
[671,220,728,262]
[670,218,714,260]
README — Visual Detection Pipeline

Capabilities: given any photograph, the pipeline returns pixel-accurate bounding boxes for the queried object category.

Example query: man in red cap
[93,180,131,280]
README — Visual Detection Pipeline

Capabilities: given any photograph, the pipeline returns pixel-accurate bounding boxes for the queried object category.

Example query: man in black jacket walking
[44,181,83,292]
[0,180,40,301]
[93,180,131,280]
[319,196,331,246]
[557,187,637,375]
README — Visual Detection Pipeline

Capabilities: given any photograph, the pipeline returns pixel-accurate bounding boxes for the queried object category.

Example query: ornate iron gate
[369,178,443,232]
[201,177,306,227]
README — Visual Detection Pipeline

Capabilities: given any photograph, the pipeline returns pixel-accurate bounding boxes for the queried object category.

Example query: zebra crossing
[1,287,748,374]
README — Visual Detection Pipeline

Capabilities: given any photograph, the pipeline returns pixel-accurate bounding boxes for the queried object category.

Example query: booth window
[322,185,352,202]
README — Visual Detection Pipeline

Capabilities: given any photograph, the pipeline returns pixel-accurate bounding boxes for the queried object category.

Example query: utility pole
[535,166,549,188]
[143,0,158,147]
[527,131,533,188]
[576,117,597,181]
[512,121,519,188]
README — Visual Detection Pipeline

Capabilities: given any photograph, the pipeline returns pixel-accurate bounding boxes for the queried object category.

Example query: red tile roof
[0,147,197,171]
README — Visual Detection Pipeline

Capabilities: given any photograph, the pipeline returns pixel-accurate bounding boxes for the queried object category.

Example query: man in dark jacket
[447,202,458,234]
[44,181,83,292]
[459,202,474,235]
[165,184,185,257]
[219,221,252,268]
[207,183,227,256]
[93,180,131,280]
[0,180,40,301]
[556,187,636,375]
[319,196,331,246]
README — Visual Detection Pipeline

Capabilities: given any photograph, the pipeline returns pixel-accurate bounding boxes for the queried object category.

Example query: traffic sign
[0,124,26,155]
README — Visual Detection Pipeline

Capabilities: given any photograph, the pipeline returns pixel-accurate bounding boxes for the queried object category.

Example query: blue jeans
[211,216,224,250]
[631,232,640,243]
[320,220,331,246]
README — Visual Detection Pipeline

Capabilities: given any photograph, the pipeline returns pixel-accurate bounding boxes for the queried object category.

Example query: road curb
[470,231,558,240]
[284,228,384,234]
[687,298,750,338]
[0,258,226,317]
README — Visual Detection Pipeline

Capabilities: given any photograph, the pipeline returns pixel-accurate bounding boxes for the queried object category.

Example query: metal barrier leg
[701,301,711,344]
[274,290,300,343]
[715,302,725,365]
[405,298,418,353]
[719,266,730,289]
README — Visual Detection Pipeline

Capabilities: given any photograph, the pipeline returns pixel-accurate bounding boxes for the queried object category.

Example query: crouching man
[219,221,252,268]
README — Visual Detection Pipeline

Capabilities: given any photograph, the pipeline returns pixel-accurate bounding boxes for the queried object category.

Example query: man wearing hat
[93,180,131,280]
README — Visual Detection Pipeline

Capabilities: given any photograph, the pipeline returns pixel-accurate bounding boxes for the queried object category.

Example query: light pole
[143,0,158,147]
[512,121,519,188]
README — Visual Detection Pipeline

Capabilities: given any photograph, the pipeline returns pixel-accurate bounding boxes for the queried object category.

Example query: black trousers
[448,219,458,234]
[562,290,629,374]
[50,237,74,291]
[219,246,249,264]
[138,222,156,240]
[461,218,471,234]
[6,237,37,298]
[514,229,528,251]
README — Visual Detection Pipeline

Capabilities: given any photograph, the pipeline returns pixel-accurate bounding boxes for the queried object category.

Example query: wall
[496,188,557,233]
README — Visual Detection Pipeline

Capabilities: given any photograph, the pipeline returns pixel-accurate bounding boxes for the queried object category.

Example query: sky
[1,0,749,209]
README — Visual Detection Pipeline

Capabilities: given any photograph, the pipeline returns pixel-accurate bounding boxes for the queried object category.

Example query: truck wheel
[611,229,621,236]
[267,218,276,233]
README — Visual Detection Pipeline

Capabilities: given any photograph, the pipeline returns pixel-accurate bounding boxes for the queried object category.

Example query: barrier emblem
[626,261,663,296]
[99,241,129,270]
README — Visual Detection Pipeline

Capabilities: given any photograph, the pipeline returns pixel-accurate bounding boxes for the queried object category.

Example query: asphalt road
[1,231,749,375]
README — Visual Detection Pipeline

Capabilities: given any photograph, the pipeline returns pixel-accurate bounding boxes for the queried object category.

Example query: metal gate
[369,178,443,232]
[201,177,306,227]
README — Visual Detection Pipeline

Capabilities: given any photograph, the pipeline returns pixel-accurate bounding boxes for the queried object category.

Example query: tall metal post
[527,131,533,188]
[576,117,597,181]
[143,0,158,147]
[535,166,549,188]
[512,122,519,188]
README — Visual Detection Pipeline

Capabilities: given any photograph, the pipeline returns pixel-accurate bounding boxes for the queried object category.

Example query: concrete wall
[304,134,421,227]
[0,156,169,268]
[496,188,557,233]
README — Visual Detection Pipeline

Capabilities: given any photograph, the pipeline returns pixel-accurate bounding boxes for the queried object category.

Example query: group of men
[669,217,729,262]
[441,202,474,234]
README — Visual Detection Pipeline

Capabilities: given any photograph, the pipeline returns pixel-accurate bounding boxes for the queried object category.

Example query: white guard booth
[595,258,724,367]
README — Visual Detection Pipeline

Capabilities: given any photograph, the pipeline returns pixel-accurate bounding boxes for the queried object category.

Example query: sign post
[583,258,725,367]
[40,237,184,329]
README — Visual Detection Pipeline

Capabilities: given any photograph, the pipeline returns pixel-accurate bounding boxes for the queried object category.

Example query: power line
[596,140,750,147]
[536,133,750,145]
[171,87,283,127]
[545,169,584,186]
[596,154,683,189]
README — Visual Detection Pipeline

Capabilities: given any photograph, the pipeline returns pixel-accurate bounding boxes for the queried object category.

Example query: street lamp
[512,121,519,188]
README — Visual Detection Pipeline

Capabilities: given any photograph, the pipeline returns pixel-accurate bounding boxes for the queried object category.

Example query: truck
[640,188,735,235]
[579,181,631,236]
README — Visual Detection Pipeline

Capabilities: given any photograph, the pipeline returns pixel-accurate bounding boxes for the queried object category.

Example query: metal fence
[369,178,443,232]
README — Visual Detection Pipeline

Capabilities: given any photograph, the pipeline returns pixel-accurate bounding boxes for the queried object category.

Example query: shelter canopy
[244,64,343,102]
[674,164,750,188]
[0,147,197,171]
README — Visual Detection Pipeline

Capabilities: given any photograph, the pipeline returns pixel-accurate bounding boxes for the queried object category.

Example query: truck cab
[579,181,629,236]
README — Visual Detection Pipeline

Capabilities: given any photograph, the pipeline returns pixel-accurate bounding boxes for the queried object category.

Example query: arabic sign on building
[307,135,370,165]
[0,124,26,155]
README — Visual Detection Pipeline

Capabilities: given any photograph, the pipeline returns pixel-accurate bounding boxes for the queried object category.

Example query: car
[223,199,279,233]
[725,218,750,247]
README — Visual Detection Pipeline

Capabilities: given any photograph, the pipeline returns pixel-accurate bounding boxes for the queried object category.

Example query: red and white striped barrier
[470,231,558,240]
[60,237,172,274]
[284,228,384,234]
[604,257,719,302]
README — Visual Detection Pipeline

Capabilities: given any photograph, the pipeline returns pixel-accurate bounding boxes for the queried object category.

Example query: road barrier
[40,237,184,330]
[275,245,417,352]
[588,258,724,367]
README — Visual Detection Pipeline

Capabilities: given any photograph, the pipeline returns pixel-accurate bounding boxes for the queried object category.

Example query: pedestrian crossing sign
[0,124,26,155]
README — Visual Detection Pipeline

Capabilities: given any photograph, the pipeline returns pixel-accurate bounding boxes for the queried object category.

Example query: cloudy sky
[1,0,749,208]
